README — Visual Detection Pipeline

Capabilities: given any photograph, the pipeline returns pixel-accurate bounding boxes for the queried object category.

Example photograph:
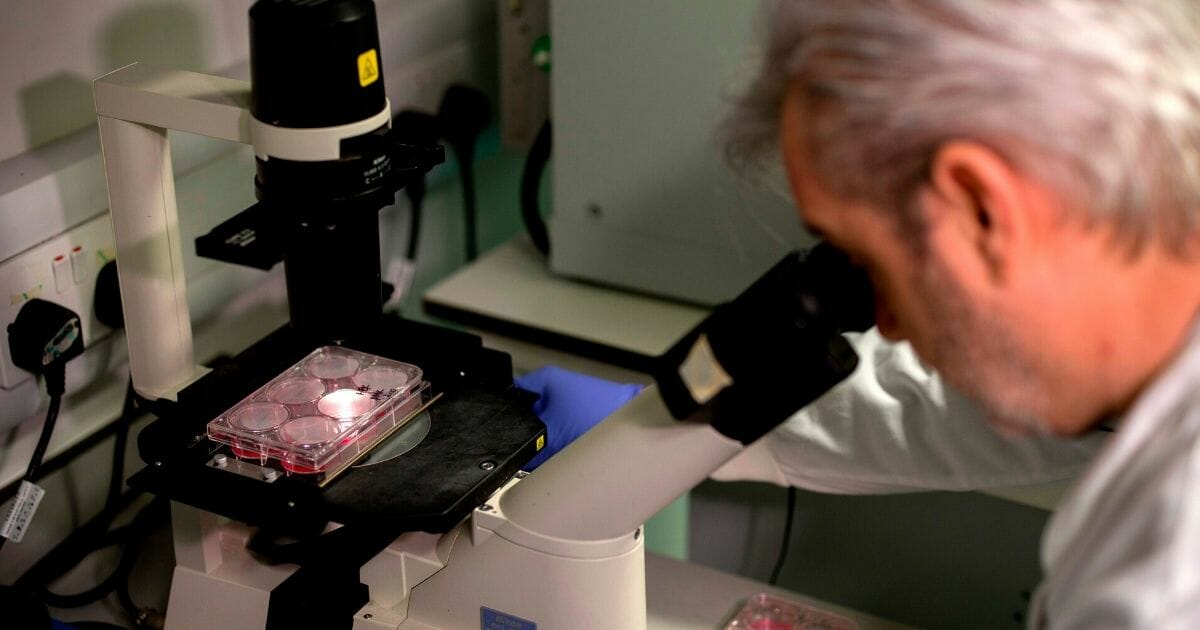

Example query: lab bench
[646,553,911,629]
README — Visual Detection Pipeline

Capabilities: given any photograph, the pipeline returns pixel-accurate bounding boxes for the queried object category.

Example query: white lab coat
[714,325,1200,628]
[714,328,1104,492]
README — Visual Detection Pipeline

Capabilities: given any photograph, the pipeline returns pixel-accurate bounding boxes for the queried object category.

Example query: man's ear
[921,141,1032,282]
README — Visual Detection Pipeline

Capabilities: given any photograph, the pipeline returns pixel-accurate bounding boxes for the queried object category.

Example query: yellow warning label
[357,49,379,87]
[536,435,545,451]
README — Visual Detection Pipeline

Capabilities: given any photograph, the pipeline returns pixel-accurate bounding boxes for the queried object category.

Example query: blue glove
[514,365,643,470]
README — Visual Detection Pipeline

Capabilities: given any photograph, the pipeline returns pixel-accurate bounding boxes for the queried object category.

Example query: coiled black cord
[14,380,162,625]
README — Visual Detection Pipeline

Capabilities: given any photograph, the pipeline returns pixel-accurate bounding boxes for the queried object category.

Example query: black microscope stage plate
[128,315,546,537]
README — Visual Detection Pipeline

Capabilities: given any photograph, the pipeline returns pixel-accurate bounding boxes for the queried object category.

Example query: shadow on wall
[14,1,211,245]
[19,2,210,152]
[16,74,96,153]
[100,2,210,75]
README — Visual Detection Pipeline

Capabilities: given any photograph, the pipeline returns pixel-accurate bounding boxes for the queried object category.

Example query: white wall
[0,0,253,164]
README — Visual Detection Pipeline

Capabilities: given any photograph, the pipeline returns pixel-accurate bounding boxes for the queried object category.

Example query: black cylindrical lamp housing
[250,0,387,128]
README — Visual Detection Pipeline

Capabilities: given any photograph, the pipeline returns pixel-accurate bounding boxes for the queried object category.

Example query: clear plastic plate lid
[725,593,859,630]
[206,346,427,474]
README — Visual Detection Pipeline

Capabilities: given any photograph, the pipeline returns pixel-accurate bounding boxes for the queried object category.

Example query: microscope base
[383,539,645,630]
[163,506,295,630]
[360,477,647,630]
[158,477,647,630]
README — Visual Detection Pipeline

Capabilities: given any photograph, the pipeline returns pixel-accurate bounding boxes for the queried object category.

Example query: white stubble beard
[916,255,1056,438]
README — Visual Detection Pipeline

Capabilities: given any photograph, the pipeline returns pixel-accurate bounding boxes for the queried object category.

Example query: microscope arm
[93,64,252,401]
[372,387,746,630]
[389,373,840,629]
[498,245,873,543]
[500,385,741,542]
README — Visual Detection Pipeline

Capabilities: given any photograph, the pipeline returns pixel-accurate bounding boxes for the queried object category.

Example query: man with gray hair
[719,0,1200,627]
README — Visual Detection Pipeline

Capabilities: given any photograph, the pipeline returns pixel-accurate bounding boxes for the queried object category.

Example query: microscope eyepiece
[654,243,874,443]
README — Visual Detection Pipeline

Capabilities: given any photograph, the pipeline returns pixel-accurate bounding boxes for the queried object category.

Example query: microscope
[93,1,872,628]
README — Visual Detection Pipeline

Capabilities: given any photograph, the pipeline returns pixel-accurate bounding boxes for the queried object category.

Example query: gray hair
[727,0,1200,251]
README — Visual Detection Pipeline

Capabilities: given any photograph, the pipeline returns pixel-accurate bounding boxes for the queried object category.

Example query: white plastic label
[678,334,734,405]
[1,480,46,543]
[481,607,536,630]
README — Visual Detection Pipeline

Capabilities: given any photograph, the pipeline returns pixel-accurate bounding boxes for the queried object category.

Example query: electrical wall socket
[498,0,550,150]
[0,212,114,389]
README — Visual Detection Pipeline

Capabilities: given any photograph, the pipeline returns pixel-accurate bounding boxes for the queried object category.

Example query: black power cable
[520,120,552,257]
[5,281,159,624]
[2,299,85,554]
[16,489,140,587]
[12,380,167,626]
[2,253,161,626]
[437,85,491,262]
[769,487,798,585]
[459,149,479,261]
[16,383,139,586]
[392,89,489,266]
[32,522,137,608]
[23,380,65,485]
[0,389,64,556]
[392,110,440,264]
[25,496,167,623]
[404,176,426,262]
[108,379,137,512]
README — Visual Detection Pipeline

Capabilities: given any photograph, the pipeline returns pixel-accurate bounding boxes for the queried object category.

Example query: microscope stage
[129,315,546,537]
[206,346,430,482]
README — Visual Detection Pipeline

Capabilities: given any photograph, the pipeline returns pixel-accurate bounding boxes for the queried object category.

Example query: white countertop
[424,238,707,362]
[646,553,913,629]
